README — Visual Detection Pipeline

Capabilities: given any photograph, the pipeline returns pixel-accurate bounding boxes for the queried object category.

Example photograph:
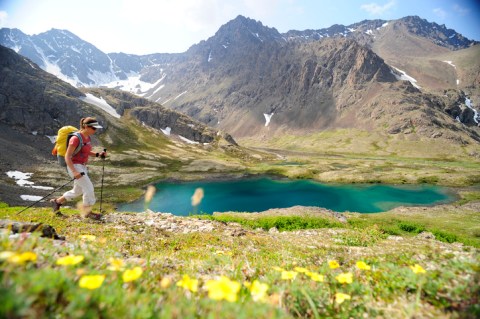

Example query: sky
[0,0,479,55]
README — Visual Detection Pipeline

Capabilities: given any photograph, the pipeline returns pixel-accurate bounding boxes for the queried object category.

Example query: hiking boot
[85,212,103,221]
[55,211,68,218]
[50,199,62,213]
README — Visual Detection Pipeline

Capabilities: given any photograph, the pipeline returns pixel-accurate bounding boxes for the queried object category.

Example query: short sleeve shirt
[69,133,91,164]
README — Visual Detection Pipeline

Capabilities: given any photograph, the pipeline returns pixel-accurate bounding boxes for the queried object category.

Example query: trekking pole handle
[73,172,85,180]
[101,149,107,159]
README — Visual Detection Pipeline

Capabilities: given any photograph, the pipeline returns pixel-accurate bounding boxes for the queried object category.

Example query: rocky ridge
[1,16,479,144]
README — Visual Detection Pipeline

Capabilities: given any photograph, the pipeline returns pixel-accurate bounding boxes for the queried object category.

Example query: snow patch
[6,171,54,202]
[264,113,274,127]
[179,136,199,144]
[21,195,43,202]
[7,171,34,187]
[465,97,479,124]
[443,60,456,68]
[46,135,56,143]
[174,91,187,100]
[104,73,165,97]
[392,67,421,89]
[79,93,121,118]
[161,127,171,135]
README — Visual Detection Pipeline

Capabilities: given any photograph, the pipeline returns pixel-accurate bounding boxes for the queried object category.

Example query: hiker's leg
[79,172,102,220]
[80,171,96,207]
[80,174,96,217]
[60,164,88,201]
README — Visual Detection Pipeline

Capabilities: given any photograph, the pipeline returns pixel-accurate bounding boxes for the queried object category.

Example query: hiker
[50,117,107,220]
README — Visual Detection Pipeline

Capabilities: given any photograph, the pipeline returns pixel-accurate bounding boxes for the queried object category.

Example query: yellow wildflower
[410,264,426,274]
[281,270,298,280]
[56,255,84,266]
[176,274,199,292]
[335,292,351,304]
[205,276,241,302]
[79,275,105,290]
[306,271,324,282]
[356,261,371,270]
[79,235,96,241]
[107,258,125,271]
[215,250,233,256]
[160,277,172,289]
[328,260,340,269]
[245,280,269,302]
[293,266,310,273]
[272,266,285,272]
[8,252,37,264]
[335,272,353,284]
[122,267,143,282]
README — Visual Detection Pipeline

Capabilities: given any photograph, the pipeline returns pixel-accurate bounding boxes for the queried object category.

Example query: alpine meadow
[0,13,479,319]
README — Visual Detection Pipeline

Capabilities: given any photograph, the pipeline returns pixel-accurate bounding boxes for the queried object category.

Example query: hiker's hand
[73,172,84,179]
[100,151,107,159]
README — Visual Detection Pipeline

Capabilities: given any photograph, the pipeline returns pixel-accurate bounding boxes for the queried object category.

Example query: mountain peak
[397,15,477,49]
[213,15,282,43]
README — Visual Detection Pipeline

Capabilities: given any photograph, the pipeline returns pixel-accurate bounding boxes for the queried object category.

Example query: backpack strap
[67,132,84,157]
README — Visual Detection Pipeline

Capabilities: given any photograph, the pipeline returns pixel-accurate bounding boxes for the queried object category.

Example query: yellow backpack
[52,126,83,167]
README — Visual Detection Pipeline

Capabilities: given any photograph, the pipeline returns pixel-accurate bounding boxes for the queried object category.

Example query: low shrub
[432,229,458,244]
[203,215,344,231]
[398,222,426,234]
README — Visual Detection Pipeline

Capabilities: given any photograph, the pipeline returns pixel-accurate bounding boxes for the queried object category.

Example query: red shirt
[68,133,92,164]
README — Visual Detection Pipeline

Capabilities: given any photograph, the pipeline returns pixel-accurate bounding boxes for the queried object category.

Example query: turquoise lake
[117,178,455,216]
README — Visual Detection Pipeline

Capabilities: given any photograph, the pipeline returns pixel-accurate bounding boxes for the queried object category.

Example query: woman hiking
[51,117,107,220]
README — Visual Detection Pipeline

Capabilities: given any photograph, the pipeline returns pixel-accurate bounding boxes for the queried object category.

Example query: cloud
[0,10,7,27]
[433,7,447,19]
[453,4,470,16]
[360,0,396,16]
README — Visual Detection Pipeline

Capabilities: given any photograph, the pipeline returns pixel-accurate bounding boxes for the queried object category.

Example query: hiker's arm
[65,139,82,179]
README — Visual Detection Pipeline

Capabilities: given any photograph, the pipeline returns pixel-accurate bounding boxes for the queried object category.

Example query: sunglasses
[87,126,97,130]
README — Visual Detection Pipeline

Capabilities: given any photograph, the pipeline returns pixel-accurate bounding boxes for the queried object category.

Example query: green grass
[0,202,479,318]
[347,211,480,248]
[2,126,480,318]
[198,215,344,231]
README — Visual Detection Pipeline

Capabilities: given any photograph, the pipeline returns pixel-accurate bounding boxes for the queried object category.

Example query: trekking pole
[16,173,84,215]
[99,148,107,213]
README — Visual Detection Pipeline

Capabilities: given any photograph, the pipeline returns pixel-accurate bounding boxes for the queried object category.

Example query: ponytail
[80,118,86,128]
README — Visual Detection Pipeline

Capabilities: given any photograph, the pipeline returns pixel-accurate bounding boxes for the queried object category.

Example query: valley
[0,13,479,318]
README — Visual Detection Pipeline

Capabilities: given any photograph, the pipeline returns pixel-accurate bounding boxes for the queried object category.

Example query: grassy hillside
[240,129,480,186]
[0,195,478,318]
[2,116,479,318]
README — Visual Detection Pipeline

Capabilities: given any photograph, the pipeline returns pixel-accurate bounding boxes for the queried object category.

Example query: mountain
[0,45,236,159]
[0,28,180,88]
[136,15,480,142]
[1,15,479,144]
[284,16,476,50]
